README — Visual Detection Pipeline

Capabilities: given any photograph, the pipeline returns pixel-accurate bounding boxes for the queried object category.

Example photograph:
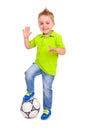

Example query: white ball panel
[33,99,40,109]
[29,110,38,118]
[22,102,32,112]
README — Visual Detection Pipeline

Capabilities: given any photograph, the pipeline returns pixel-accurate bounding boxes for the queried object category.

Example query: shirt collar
[40,30,55,37]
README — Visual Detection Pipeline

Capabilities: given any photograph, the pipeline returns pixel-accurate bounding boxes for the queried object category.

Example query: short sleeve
[56,34,65,48]
[30,37,36,48]
[30,34,41,48]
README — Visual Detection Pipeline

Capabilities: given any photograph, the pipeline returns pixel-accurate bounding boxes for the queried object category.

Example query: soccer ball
[20,98,40,119]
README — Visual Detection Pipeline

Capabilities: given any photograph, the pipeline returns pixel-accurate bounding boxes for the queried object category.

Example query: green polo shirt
[30,30,65,75]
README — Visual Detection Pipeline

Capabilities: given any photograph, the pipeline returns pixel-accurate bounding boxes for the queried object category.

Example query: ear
[53,22,55,27]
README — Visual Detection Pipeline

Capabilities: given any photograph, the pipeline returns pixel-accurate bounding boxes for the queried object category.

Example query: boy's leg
[41,72,55,119]
[23,63,41,101]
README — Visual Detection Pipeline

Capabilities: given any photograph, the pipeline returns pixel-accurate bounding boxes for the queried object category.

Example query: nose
[43,24,47,28]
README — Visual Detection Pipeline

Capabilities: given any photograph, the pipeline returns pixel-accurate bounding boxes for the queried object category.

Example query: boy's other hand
[49,46,56,52]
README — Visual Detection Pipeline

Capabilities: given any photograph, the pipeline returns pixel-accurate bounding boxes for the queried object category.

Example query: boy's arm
[23,26,32,49]
[24,37,32,49]
[49,47,66,55]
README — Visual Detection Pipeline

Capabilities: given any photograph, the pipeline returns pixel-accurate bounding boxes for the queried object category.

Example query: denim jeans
[25,63,55,110]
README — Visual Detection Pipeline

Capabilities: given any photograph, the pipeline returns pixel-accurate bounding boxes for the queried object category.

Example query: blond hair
[38,8,54,22]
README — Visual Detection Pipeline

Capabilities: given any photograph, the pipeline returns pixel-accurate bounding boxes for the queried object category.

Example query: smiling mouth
[43,29,48,31]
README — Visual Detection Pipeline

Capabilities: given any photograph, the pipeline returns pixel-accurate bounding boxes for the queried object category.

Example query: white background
[0,0,87,129]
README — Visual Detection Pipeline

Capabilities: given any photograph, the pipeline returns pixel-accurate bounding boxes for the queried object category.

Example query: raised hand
[23,26,32,38]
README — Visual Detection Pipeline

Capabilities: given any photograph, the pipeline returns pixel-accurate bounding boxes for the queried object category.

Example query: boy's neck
[43,30,53,36]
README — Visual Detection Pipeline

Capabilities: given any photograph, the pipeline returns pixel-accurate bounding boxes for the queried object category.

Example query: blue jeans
[25,63,55,110]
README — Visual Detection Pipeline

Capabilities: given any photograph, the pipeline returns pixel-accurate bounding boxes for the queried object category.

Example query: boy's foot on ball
[23,91,34,102]
[41,109,51,120]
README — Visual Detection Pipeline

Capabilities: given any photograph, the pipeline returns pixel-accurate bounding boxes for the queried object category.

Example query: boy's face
[38,15,55,35]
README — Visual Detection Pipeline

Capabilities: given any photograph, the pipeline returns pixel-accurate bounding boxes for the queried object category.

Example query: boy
[22,8,66,120]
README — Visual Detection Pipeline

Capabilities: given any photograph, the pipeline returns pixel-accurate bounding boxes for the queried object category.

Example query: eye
[39,22,44,25]
[46,22,50,24]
